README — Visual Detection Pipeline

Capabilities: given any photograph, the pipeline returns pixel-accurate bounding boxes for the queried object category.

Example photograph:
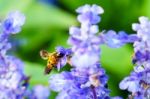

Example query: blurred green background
[0,0,150,98]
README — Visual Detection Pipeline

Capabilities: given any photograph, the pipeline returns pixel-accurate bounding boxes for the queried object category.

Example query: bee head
[40,50,49,60]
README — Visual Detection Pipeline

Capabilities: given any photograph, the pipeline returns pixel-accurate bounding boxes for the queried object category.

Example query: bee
[40,50,65,74]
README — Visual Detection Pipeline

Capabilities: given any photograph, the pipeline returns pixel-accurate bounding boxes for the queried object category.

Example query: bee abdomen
[44,66,52,74]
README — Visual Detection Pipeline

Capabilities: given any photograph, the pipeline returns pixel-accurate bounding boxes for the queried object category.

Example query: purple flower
[76,4,104,14]
[71,51,99,69]
[68,5,103,57]
[25,85,50,99]
[76,4,104,24]
[101,30,138,48]
[68,26,101,53]
[50,64,110,98]
[0,11,25,57]
[1,11,51,99]
[132,17,150,67]
[119,16,150,98]
[0,56,27,98]
[0,86,25,99]
[49,72,73,92]
[2,11,25,34]
[55,46,72,70]
[119,72,141,93]
[132,17,150,42]
[120,69,150,98]
[68,25,101,68]
[67,5,104,69]
[32,85,50,99]
[0,11,30,98]
[49,4,122,99]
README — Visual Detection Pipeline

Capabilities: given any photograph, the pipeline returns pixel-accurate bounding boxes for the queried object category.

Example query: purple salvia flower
[68,5,103,69]
[50,64,110,99]
[71,51,99,69]
[1,11,51,99]
[76,4,104,24]
[0,11,25,58]
[132,16,150,66]
[2,11,25,34]
[119,16,150,98]
[0,56,27,98]
[24,85,50,99]
[0,11,35,99]
[32,85,50,99]
[120,69,150,98]
[55,46,72,70]
[49,4,124,99]
[49,72,73,92]
[100,30,138,48]
[119,72,141,93]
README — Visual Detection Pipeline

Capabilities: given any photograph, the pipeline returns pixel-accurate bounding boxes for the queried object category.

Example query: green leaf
[101,45,133,78]
[142,0,150,17]
[59,0,148,32]
[23,2,77,29]
[101,44,133,96]
[0,0,32,15]
[0,0,77,29]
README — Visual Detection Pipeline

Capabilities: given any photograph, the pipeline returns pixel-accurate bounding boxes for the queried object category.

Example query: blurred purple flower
[0,11,28,98]
[2,11,25,34]
[32,85,50,99]
[0,11,51,99]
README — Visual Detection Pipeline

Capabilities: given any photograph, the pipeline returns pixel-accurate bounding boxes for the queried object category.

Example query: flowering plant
[0,3,150,99]
[48,4,150,99]
[0,11,50,99]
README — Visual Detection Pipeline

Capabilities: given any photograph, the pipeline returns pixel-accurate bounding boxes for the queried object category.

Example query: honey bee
[40,50,66,74]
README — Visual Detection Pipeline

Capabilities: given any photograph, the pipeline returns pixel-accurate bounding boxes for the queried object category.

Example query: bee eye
[40,50,49,60]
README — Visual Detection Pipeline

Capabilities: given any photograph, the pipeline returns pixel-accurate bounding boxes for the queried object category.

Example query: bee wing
[40,50,49,60]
